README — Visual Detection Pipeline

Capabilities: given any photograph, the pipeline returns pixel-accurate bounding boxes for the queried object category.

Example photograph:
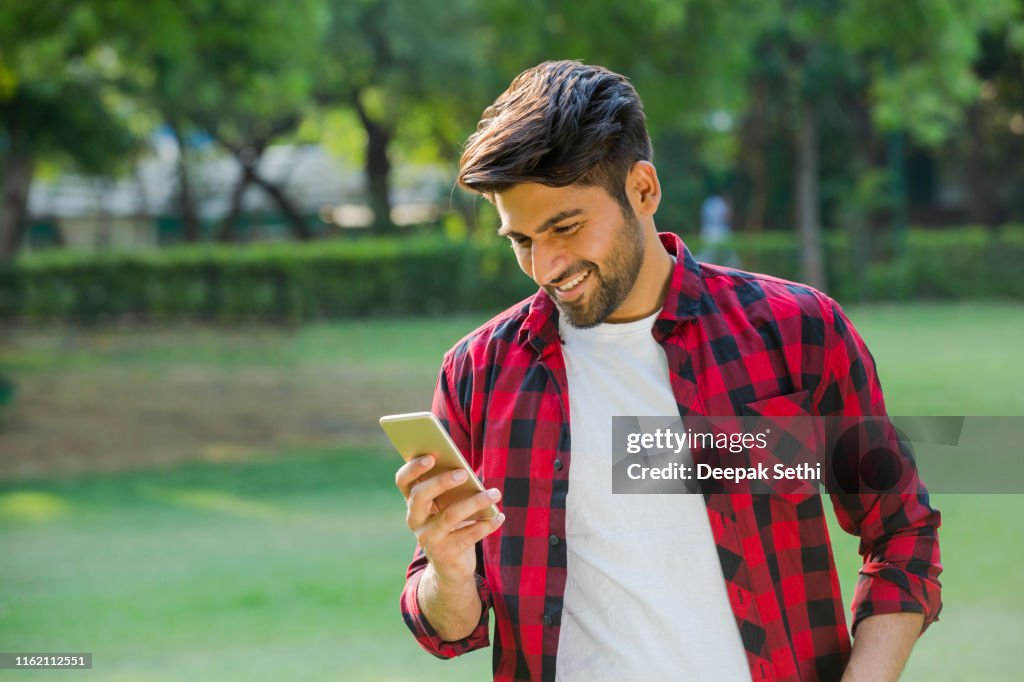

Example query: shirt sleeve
[818,300,943,635]
[398,354,492,658]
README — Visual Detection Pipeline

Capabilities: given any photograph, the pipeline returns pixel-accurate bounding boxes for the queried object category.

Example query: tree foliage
[2,0,1023,261]
[0,1,139,259]
[312,0,491,232]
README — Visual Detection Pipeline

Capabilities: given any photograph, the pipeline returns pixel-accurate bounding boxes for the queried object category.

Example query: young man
[393,61,941,682]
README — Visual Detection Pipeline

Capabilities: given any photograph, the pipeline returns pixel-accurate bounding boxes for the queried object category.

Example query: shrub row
[0,227,1020,324]
[0,237,536,323]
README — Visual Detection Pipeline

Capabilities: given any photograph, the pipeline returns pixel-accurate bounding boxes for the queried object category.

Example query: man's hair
[458,60,653,210]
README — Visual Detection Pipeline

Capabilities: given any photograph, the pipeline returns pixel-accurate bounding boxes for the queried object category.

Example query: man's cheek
[515,253,534,280]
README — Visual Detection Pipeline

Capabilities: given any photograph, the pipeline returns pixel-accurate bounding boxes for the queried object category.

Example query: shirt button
[553,459,563,471]
[549,534,560,546]
[543,614,553,626]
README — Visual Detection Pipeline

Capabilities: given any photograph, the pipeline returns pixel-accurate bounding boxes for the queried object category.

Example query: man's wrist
[418,563,484,643]
[424,561,478,594]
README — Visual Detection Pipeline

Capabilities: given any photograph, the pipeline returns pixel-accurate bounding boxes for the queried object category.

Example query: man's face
[495,183,646,329]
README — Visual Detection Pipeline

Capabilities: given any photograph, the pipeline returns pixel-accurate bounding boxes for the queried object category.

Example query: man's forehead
[494,183,599,220]
[494,185,595,237]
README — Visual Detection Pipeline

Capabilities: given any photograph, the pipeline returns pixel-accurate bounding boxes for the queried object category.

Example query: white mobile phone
[379,411,498,521]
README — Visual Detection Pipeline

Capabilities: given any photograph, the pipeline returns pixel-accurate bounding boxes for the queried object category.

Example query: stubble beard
[551,208,646,329]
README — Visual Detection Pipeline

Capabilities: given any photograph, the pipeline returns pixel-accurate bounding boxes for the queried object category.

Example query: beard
[547,207,646,329]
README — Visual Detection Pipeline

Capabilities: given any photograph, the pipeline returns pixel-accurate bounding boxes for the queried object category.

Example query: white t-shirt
[555,310,750,682]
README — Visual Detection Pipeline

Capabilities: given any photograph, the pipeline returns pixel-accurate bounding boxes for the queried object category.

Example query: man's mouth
[553,269,591,298]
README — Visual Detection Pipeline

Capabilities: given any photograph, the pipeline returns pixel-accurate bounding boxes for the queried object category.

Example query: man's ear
[627,161,661,217]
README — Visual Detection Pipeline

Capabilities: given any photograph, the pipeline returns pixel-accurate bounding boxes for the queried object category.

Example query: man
[394,61,941,682]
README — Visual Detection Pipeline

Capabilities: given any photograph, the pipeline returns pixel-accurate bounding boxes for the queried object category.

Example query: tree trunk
[741,82,768,237]
[217,148,312,242]
[353,94,395,233]
[365,119,394,233]
[217,172,251,242]
[745,145,768,237]
[169,120,201,242]
[249,170,312,240]
[0,127,35,263]
[794,103,826,291]
[964,105,997,226]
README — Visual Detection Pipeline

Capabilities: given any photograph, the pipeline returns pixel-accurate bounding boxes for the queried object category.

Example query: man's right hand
[395,454,505,584]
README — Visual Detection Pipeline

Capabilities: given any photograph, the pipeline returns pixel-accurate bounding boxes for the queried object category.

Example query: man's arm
[841,612,924,682]
[396,455,504,655]
[396,353,503,658]
[817,300,943,649]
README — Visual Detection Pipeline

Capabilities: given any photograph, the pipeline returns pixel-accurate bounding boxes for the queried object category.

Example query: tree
[953,4,1024,224]
[728,0,1016,287]
[106,0,327,243]
[314,0,491,233]
[0,2,138,261]
[836,0,1019,254]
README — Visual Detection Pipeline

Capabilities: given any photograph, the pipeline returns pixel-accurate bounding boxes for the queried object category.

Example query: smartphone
[379,411,498,521]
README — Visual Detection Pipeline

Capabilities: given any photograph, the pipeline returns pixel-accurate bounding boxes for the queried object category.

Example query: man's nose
[532,239,570,286]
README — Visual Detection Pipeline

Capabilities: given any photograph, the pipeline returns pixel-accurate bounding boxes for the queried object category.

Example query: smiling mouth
[553,269,591,297]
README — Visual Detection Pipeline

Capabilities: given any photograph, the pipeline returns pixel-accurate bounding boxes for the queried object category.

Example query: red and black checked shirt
[401,232,942,682]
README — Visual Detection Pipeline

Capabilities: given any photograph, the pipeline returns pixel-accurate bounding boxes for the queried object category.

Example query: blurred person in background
[698,190,740,268]
[393,60,941,682]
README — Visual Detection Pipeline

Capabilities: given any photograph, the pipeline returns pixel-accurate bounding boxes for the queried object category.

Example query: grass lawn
[1,302,1022,681]
[0,448,490,682]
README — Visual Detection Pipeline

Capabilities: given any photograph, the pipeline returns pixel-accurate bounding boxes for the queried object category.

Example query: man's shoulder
[696,261,837,324]
[440,293,539,371]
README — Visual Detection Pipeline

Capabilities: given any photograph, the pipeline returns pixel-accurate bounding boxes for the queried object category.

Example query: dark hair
[458,60,653,210]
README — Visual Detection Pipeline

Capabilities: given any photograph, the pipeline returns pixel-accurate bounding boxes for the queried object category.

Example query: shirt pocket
[742,389,812,418]
[741,390,823,497]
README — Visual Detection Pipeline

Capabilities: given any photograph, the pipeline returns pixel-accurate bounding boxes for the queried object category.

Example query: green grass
[843,303,1024,415]
[0,449,492,681]
[1,302,1022,681]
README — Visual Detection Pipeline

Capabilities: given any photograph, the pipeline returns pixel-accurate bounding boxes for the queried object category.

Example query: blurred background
[1,0,1022,680]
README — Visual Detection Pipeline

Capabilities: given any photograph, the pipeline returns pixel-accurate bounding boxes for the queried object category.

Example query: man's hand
[395,455,505,641]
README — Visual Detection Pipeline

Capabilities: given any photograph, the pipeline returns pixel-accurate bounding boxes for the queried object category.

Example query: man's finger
[423,489,503,536]
[406,468,479,530]
[443,511,506,555]
[395,455,435,498]
[419,510,506,568]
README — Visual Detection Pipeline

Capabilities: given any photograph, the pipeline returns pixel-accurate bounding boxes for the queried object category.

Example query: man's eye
[511,236,532,247]
[553,222,581,235]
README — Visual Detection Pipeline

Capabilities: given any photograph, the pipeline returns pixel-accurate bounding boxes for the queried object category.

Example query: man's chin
[553,299,604,329]
[545,283,615,329]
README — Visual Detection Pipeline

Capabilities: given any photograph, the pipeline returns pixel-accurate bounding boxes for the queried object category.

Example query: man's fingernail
[496,513,506,524]
[418,456,432,467]
[452,469,468,482]
[487,489,501,500]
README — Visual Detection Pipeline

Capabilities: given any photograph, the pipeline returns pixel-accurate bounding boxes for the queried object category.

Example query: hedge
[0,226,1021,324]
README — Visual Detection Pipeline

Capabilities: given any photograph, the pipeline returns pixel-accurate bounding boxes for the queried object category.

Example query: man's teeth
[557,270,589,291]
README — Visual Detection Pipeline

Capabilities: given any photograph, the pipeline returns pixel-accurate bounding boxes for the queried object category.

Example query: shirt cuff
[400,568,491,659]
[850,561,942,636]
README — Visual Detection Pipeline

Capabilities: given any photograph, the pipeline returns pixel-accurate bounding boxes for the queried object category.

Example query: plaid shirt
[401,232,942,682]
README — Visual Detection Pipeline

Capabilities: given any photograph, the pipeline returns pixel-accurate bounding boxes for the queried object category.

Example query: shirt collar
[518,231,702,353]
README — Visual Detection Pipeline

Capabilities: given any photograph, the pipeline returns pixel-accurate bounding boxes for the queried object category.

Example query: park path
[0,329,436,480]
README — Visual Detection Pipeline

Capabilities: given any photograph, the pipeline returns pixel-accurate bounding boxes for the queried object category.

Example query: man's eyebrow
[498,208,585,238]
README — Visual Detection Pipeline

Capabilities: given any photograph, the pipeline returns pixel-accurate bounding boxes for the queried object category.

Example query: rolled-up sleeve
[398,353,492,657]
[400,546,492,658]
[819,300,943,635]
